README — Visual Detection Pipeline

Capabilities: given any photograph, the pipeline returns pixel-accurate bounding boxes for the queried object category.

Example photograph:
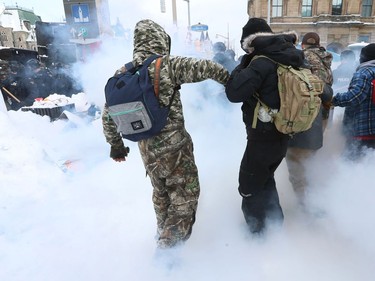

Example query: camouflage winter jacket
[102,19,229,156]
[303,46,333,86]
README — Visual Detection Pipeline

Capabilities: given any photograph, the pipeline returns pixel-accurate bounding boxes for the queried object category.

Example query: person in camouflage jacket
[102,19,229,249]
[285,32,333,206]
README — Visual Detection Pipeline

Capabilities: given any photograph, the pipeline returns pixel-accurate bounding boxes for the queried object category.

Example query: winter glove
[110,145,130,160]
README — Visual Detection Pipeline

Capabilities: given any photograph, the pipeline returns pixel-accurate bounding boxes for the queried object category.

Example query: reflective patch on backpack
[108,101,152,135]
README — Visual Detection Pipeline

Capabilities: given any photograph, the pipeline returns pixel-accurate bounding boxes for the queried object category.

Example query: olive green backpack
[251,55,324,135]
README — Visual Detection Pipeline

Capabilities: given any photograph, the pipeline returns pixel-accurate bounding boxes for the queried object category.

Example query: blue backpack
[104,55,175,141]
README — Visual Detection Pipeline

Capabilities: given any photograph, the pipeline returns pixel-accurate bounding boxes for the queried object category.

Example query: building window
[358,35,370,43]
[361,0,372,17]
[302,0,312,17]
[23,21,31,31]
[332,0,342,15]
[272,0,283,17]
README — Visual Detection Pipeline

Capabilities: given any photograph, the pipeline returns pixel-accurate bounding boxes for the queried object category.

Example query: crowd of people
[3,16,372,263]
[101,18,375,260]
[0,58,83,111]
[211,41,239,73]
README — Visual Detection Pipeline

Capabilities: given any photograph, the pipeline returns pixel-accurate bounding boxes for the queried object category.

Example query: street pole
[183,0,191,29]
[172,0,177,26]
[267,0,271,24]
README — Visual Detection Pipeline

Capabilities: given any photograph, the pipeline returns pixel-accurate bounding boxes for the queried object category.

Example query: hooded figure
[286,32,334,206]
[225,18,305,234]
[102,19,229,250]
[301,32,333,87]
[332,43,375,160]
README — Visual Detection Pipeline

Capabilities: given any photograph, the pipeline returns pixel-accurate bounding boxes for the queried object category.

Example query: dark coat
[225,31,305,140]
[288,84,333,149]
[288,46,334,150]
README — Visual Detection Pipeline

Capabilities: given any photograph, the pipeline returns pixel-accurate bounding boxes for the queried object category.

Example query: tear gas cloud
[1,1,375,280]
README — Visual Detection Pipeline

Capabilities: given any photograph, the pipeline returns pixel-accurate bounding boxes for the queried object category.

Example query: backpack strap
[124,54,161,74]
[124,62,135,73]
[154,57,162,97]
[153,55,179,109]
[249,55,277,129]
[252,100,261,129]
[251,93,275,129]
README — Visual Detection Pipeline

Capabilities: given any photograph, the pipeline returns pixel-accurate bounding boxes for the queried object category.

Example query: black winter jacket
[225,31,305,140]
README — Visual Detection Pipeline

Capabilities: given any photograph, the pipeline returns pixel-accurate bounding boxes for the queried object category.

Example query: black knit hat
[360,43,375,63]
[240,18,272,46]
[302,32,320,46]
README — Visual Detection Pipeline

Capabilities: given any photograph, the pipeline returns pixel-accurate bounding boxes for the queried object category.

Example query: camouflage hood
[303,46,333,70]
[133,19,170,66]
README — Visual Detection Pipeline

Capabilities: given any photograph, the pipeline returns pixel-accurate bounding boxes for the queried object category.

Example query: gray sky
[3,0,248,55]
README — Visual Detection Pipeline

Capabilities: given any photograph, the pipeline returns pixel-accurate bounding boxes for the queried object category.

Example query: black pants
[239,136,288,233]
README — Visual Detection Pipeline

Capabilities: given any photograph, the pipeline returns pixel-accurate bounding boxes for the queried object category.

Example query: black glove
[110,146,129,159]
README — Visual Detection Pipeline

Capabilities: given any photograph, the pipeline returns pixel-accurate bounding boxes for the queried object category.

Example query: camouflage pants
[285,147,316,204]
[139,131,200,249]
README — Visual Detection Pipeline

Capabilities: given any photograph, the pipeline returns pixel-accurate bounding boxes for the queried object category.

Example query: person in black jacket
[225,18,305,234]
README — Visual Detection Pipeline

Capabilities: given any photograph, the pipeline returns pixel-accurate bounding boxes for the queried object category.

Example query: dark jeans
[239,136,288,233]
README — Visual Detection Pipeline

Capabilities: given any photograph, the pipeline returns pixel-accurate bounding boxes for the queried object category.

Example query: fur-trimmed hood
[241,30,304,68]
[242,31,298,54]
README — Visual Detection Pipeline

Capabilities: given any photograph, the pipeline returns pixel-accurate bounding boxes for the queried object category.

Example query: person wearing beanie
[285,31,334,207]
[240,17,272,52]
[301,32,320,46]
[301,32,333,87]
[225,18,304,234]
[360,43,375,63]
[332,43,375,160]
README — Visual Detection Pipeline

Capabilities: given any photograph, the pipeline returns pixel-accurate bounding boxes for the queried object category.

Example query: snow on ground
[1,87,375,281]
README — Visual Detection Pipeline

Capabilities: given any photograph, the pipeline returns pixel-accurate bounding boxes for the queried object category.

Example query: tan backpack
[251,55,324,135]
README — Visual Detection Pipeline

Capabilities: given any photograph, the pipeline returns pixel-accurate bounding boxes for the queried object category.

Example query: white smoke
[1,1,375,281]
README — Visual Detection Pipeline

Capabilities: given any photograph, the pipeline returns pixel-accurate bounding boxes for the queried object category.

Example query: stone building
[247,0,375,52]
[0,4,41,50]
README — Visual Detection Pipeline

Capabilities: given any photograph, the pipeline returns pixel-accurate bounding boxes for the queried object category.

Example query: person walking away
[224,49,239,73]
[225,18,305,234]
[285,32,333,206]
[102,19,229,251]
[331,43,375,160]
[333,49,357,92]
[212,42,237,73]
